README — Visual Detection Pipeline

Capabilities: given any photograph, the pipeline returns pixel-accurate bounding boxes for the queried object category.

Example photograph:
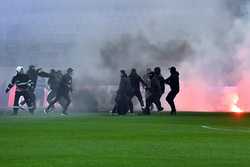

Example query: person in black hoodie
[26,65,42,91]
[41,69,58,111]
[128,68,145,113]
[154,67,165,112]
[112,70,131,115]
[165,66,180,115]
[143,71,162,115]
[45,68,73,115]
[20,65,42,110]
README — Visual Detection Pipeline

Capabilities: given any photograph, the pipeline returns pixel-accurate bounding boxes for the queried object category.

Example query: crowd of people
[5,65,180,116]
[112,66,180,115]
[5,65,73,115]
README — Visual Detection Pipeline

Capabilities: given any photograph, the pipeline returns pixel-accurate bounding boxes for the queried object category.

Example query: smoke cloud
[100,34,193,72]
[0,0,250,111]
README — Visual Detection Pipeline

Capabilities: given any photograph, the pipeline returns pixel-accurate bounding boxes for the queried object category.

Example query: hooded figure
[46,69,58,111]
[153,67,165,112]
[112,70,131,115]
[143,71,162,115]
[165,66,180,115]
[26,65,42,91]
[20,65,42,110]
[128,68,145,113]
[45,68,74,115]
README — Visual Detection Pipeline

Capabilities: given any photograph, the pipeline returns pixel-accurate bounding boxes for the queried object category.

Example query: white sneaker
[60,112,68,116]
[44,109,48,114]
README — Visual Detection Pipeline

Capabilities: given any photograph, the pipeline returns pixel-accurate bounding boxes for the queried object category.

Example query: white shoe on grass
[44,109,48,114]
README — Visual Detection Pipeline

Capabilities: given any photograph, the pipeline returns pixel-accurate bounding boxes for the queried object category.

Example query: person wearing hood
[112,70,131,115]
[165,66,180,115]
[143,71,162,115]
[142,68,154,111]
[20,65,42,110]
[128,68,145,113]
[154,67,165,112]
[45,68,74,115]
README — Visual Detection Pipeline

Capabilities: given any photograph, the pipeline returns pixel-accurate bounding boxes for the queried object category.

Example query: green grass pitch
[0,112,250,167]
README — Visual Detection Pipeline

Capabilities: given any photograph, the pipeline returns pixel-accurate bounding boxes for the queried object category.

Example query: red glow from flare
[230,94,243,113]
[8,85,16,107]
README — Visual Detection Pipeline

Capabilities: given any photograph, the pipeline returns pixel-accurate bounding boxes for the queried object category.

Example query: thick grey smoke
[0,0,246,74]
[0,0,250,111]
[100,33,193,72]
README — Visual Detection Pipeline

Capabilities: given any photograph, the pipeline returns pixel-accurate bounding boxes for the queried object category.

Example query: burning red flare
[230,94,243,113]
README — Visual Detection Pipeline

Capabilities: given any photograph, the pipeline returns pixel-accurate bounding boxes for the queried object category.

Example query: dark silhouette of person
[40,69,67,112]
[5,66,34,115]
[143,68,154,111]
[112,70,131,115]
[20,65,42,110]
[45,68,73,115]
[165,66,180,115]
[42,69,58,111]
[26,65,42,91]
[47,69,58,93]
[154,67,165,111]
[55,70,63,83]
[128,68,145,113]
[143,71,162,115]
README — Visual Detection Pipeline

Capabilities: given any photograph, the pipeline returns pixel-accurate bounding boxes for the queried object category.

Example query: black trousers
[20,90,36,110]
[13,91,33,114]
[46,90,71,113]
[166,90,179,114]
[28,91,36,110]
[144,94,162,115]
[113,94,129,115]
[128,90,144,113]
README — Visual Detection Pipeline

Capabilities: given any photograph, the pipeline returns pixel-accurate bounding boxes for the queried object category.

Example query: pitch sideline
[201,125,250,133]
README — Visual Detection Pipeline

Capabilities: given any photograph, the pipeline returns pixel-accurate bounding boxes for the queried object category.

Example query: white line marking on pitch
[201,125,250,133]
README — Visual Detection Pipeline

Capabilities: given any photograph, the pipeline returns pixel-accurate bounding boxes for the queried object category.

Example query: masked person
[45,68,73,115]
[143,68,154,111]
[154,67,165,112]
[40,69,58,111]
[143,71,162,115]
[5,66,34,115]
[112,70,131,115]
[128,68,145,113]
[20,65,42,110]
[165,66,180,115]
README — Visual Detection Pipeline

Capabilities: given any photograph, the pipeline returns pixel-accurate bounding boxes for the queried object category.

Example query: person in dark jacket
[41,69,58,111]
[143,71,162,115]
[128,68,145,113]
[45,68,73,115]
[165,66,180,115]
[40,69,66,112]
[112,70,131,115]
[55,70,63,83]
[154,67,165,111]
[26,65,42,91]
[47,69,58,91]
[143,68,154,111]
[5,66,34,115]
[20,65,42,110]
